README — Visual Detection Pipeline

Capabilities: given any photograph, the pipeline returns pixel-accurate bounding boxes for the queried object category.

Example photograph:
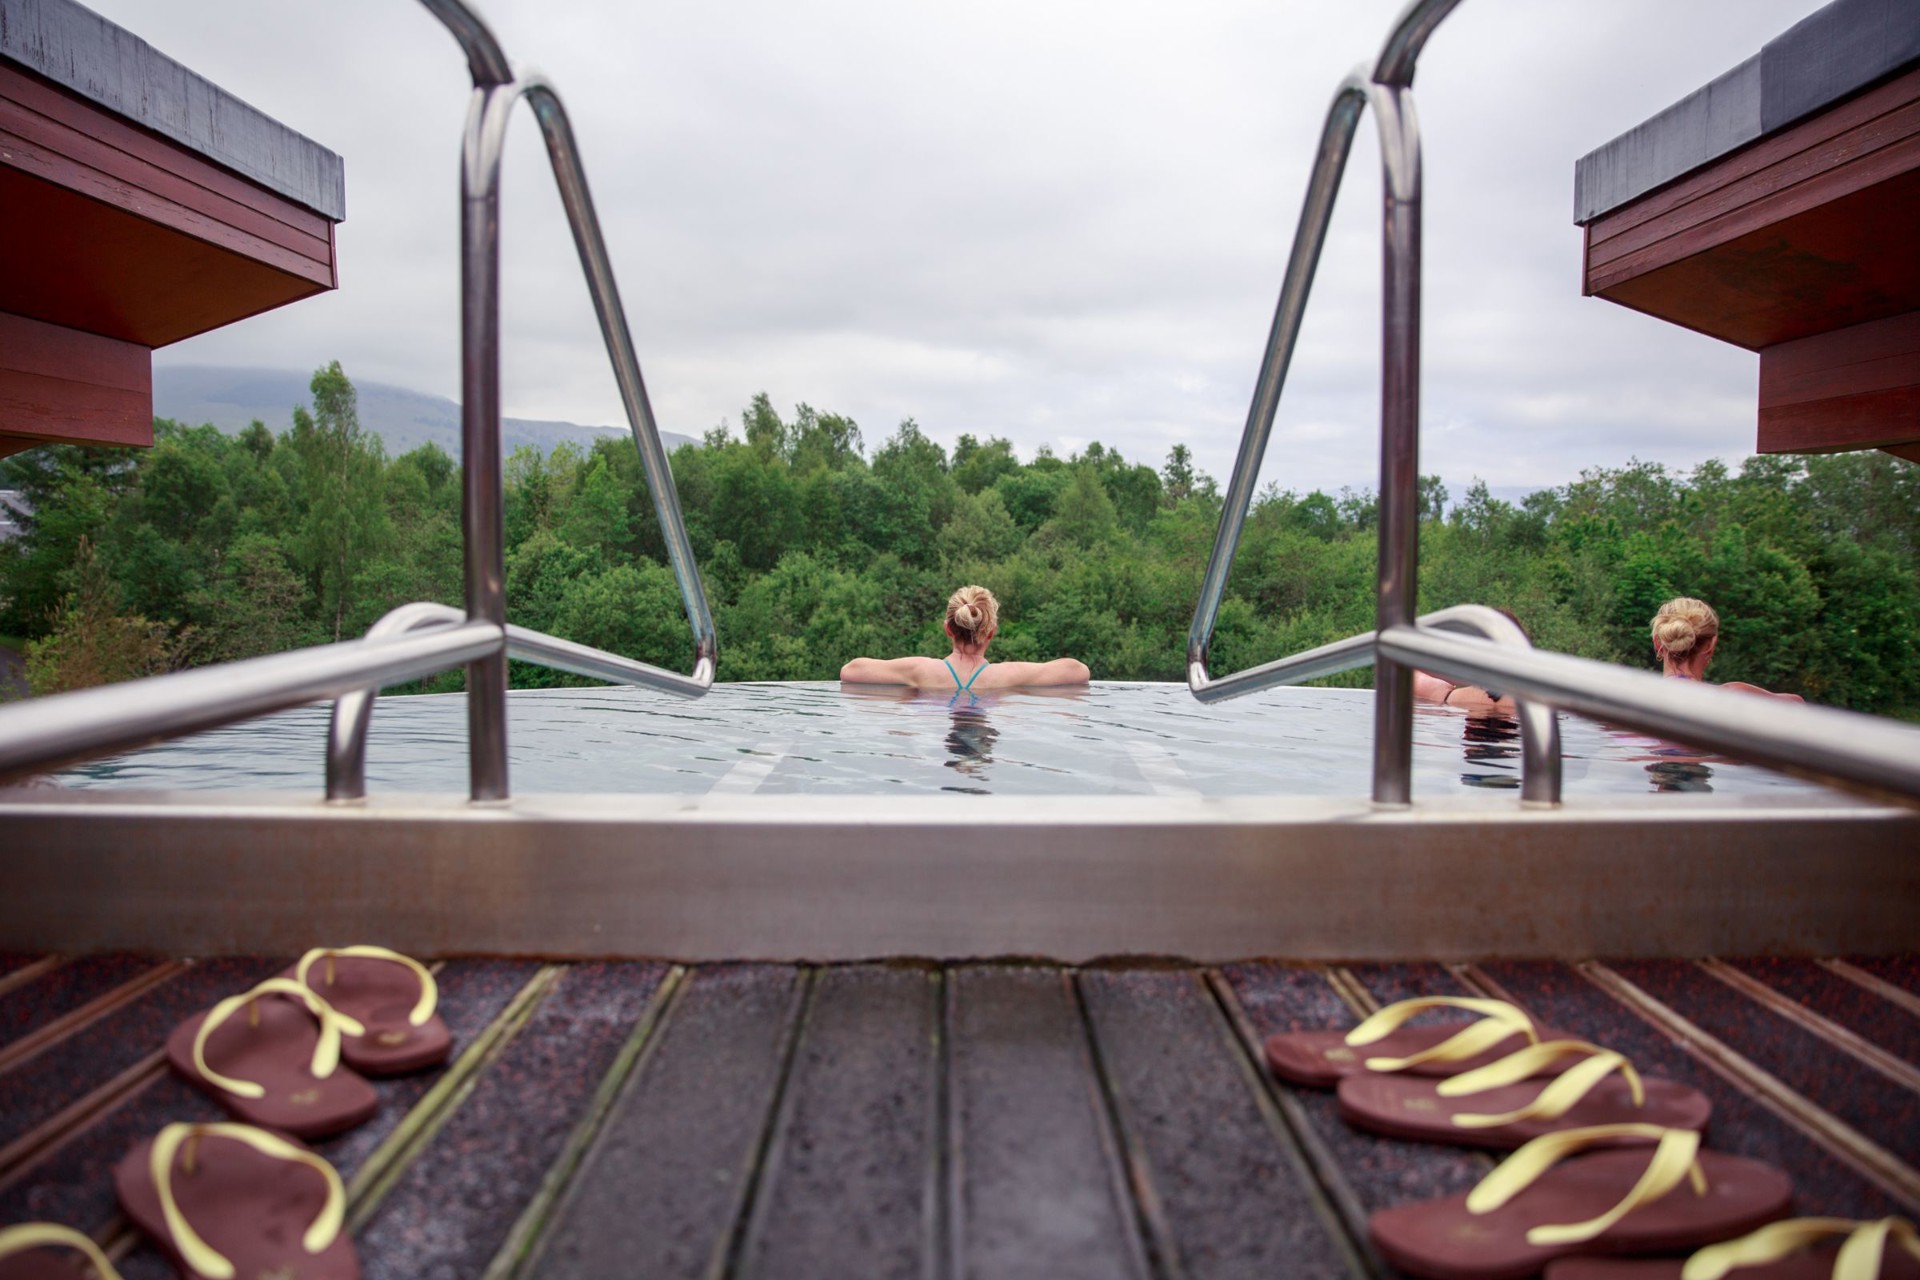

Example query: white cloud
[94,0,1824,501]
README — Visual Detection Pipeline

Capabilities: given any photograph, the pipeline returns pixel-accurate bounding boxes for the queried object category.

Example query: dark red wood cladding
[1758,312,1920,454]
[0,62,336,350]
[1583,64,1920,457]
[0,313,151,456]
[1582,66,1920,352]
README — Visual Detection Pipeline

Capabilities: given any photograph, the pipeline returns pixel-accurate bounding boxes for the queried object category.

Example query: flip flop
[1266,995,1572,1088]
[1545,1216,1920,1279]
[287,945,450,1076]
[1339,1039,1711,1150]
[0,1224,123,1280]
[1371,1124,1793,1280]
[165,977,377,1138]
[113,1122,359,1280]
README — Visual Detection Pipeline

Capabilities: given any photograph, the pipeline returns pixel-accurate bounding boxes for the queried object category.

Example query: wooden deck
[1,952,1916,1278]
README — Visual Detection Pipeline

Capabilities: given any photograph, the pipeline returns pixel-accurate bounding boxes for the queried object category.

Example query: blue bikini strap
[944,660,987,692]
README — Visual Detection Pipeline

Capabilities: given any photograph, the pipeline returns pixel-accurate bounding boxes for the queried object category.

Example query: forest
[3,362,1917,718]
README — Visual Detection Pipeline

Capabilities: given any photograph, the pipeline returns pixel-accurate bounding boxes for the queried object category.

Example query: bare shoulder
[1721,680,1805,702]
[976,657,1090,689]
[839,656,949,687]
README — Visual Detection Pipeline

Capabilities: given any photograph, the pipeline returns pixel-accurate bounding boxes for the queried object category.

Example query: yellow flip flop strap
[0,1222,124,1279]
[1466,1123,1707,1247]
[1345,996,1539,1072]
[151,1122,345,1280]
[296,945,438,1027]
[191,978,365,1100]
[1440,1040,1646,1129]
[1682,1216,1920,1280]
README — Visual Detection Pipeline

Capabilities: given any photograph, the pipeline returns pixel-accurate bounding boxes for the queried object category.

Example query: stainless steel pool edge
[3,791,1912,962]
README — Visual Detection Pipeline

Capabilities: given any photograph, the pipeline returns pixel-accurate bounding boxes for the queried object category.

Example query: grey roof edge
[0,0,345,222]
[1573,0,1920,226]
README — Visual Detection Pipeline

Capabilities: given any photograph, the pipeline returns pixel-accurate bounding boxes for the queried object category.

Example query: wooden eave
[0,61,341,457]
[1580,65,1920,458]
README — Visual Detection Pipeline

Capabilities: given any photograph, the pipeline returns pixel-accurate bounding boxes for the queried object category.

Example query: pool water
[57,682,1823,798]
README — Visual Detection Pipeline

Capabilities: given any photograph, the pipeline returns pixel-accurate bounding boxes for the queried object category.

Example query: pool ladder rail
[1182,0,1920,809]
[0,0,718,801]
[0,0,1918,811]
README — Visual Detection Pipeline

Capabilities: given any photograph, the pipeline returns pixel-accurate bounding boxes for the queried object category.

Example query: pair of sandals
[1265,996,1917,1279]
[0,946,451,1280]
[166,945,450,1138]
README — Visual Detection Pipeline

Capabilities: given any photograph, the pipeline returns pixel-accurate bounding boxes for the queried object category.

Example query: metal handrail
[1188,605,1563,805]
[0,620,501,786]
[325,602,720,801]
[425,0,718,801]
[1187,0,1456,804]
[1182,0,1920,812]
[1381,628,1920,803]
[0,3,720,800]
[326,602,469,801]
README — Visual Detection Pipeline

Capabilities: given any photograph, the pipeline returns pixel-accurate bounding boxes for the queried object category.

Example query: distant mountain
[152,365,697,460]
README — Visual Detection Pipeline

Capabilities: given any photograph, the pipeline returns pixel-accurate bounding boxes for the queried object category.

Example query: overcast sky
[91,0,1825,499]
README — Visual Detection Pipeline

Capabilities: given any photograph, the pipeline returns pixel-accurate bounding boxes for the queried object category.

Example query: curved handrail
[326,602,467,802]
[415,0,512,86]
[326,602,717,801]
[0,621,501,788]
[1187,1,1454,804]
[1182,75,1420,683]
[423,0,719,799]
[1186,604,1562,805]
[1418,605,1561,806]
[1378,627,1920,804]
[1373,0,1467,87]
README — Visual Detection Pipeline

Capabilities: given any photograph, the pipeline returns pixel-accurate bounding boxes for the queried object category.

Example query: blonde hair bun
[946,584,1000,645]
[1650,597,1718,656]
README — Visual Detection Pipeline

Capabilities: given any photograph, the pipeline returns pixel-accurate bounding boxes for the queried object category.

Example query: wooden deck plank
[948,966,1149,1280]
[0,1072,216,1234]
[0,955,55,990]
[1078,968,1357,1280]
[735,965,939,1280]
[519,964,804,1280]
[0,954,164,1049]
[104,959,550,1280]
[348,963,669,1280]
[0,956,279,1162]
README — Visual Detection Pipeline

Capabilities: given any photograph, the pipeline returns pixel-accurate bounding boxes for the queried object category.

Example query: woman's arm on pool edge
[840,656,927,684]
[992,657,1090,686]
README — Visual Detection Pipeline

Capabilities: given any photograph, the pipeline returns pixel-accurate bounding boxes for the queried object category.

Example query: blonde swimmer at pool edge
[839,585,1089,692]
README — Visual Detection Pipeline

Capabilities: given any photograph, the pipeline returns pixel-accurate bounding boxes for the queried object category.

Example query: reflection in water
[943,703,999,794]
[1458,713,1522,790]
[1646,751,1715,793]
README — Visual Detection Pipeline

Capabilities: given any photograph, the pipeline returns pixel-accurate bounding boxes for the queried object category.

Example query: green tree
[288,362,390,639]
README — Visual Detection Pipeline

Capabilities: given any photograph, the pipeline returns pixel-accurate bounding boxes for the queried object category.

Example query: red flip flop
[1544,1215,1920,1279]
[166,977,377,1138]
[1339,1039,1711,1150]
[0,1224,124,1280]
[1266,995,1571,1089]
[1371,1124,1793,1280]
[114,1122,359,1280]
[288,946,450,1076]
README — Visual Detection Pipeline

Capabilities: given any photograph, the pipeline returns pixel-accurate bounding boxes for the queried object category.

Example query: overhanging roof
[1575,0,1920,226]
[0,0,344,220]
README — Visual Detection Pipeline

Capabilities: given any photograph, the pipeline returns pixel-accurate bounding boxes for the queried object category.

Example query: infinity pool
[54,681,1822,797]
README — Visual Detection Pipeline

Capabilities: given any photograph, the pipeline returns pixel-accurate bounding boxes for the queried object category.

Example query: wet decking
[1,952,1916,1278]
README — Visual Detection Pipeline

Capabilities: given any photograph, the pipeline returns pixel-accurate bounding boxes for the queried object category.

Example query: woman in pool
[839,585,1090,691]
[1651,596,1802,701]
